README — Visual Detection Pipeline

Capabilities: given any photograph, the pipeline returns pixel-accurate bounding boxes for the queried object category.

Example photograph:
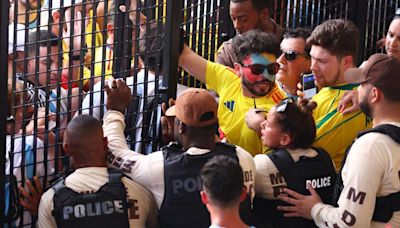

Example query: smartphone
[302,73,317,99]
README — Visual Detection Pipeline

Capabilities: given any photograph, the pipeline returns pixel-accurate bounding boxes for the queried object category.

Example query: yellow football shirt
[206,61,286,156]
[62,9,103,87]
[94,45,114,80]
[312,84,372,170]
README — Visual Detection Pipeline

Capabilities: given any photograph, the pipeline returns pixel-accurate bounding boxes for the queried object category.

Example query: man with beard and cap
[216,0,284,68]
[278,53,400,228]
[179,30,285,156]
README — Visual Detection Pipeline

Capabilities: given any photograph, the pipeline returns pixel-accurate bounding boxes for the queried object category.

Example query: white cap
[40,0,83,27]
[49,0,82,9]
[8,23,26,54]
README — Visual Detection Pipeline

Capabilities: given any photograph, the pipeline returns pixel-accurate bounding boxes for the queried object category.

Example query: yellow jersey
[206,61,286,156]
[312,84,372,170]
[93,45,114,80]
[62,10,103,88]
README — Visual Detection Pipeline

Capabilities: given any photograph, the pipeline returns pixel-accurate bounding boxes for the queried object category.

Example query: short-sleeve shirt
[205,61,286,156]
[38,167,158,228]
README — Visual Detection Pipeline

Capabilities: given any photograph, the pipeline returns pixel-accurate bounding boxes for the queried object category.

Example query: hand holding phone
[302,73,317,99]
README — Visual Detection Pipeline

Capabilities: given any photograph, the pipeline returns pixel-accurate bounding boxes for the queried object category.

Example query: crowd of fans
[4,0,400,227]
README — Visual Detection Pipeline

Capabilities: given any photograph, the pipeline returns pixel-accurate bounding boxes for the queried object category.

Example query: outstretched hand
[63,9,84,55]
[161,98,176,144]
[105,79,132,113]
[277,183,322,220]
[19,177,43,217]
[337,90,360,115]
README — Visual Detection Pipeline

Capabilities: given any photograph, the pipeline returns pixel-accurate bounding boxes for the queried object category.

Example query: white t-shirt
[38,167,158,228]
[311,122,400,228]
[103,110,256,208]
[6,134,53,227]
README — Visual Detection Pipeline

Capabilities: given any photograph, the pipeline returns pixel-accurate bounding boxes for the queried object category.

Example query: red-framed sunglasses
[241,63,280,75]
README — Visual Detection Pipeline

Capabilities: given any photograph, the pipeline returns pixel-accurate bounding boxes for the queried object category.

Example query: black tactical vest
[333,124,400,222]
[52,169,130,228]
[253,147,336,228]
[158,142,253,228]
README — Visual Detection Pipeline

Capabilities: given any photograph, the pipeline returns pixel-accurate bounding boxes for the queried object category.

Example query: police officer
[38,115,158,228]
[103,80,256,227]
[278,54,400,227]
[252,98,336,228]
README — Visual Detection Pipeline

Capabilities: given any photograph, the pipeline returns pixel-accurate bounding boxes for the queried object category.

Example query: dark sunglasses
[242,63,280,75]
[283,50,310,61]
[276,97,295,113]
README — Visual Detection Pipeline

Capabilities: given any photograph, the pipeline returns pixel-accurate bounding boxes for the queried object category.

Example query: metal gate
[1,0,399,226]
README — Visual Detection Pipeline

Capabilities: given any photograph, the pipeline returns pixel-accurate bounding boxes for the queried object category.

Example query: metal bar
[348,0,368,65]
[0,0,9,226]
[162,0,183,99]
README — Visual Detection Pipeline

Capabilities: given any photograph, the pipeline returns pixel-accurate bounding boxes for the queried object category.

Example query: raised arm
[178,45,208,83]
[103,79,145,175]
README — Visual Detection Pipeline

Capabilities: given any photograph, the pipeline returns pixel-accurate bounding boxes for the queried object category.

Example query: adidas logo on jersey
[224,100,235,112]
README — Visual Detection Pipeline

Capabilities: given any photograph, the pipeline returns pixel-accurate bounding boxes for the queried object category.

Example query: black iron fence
[1,0,399,226]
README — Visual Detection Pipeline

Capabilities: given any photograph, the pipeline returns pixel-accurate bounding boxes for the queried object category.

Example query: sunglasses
[276,97,295,113]
[283,50,310,61]
[242,63,280,75]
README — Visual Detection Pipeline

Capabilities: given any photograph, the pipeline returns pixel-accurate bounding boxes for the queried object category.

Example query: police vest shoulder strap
[313,147,336,174]
[162,143,184,159]
[213,142,238,160]
[52,177,66,193]
[107,168,123,184]
[339,124,400,173]
[52,177,73,217]
[358,124,400,144]
[161,142,183,152]
[267,148,295,184]
[215,142,236,150]
[101,168,127,197]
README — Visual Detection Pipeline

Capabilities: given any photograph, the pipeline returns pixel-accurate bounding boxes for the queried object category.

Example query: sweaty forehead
[243,53,276,65]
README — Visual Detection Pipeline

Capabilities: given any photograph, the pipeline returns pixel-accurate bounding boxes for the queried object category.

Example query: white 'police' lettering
[306,176,331,189]
[63,200,124,220]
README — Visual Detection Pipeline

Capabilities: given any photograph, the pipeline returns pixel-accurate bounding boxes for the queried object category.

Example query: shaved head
[64,115,107,167]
